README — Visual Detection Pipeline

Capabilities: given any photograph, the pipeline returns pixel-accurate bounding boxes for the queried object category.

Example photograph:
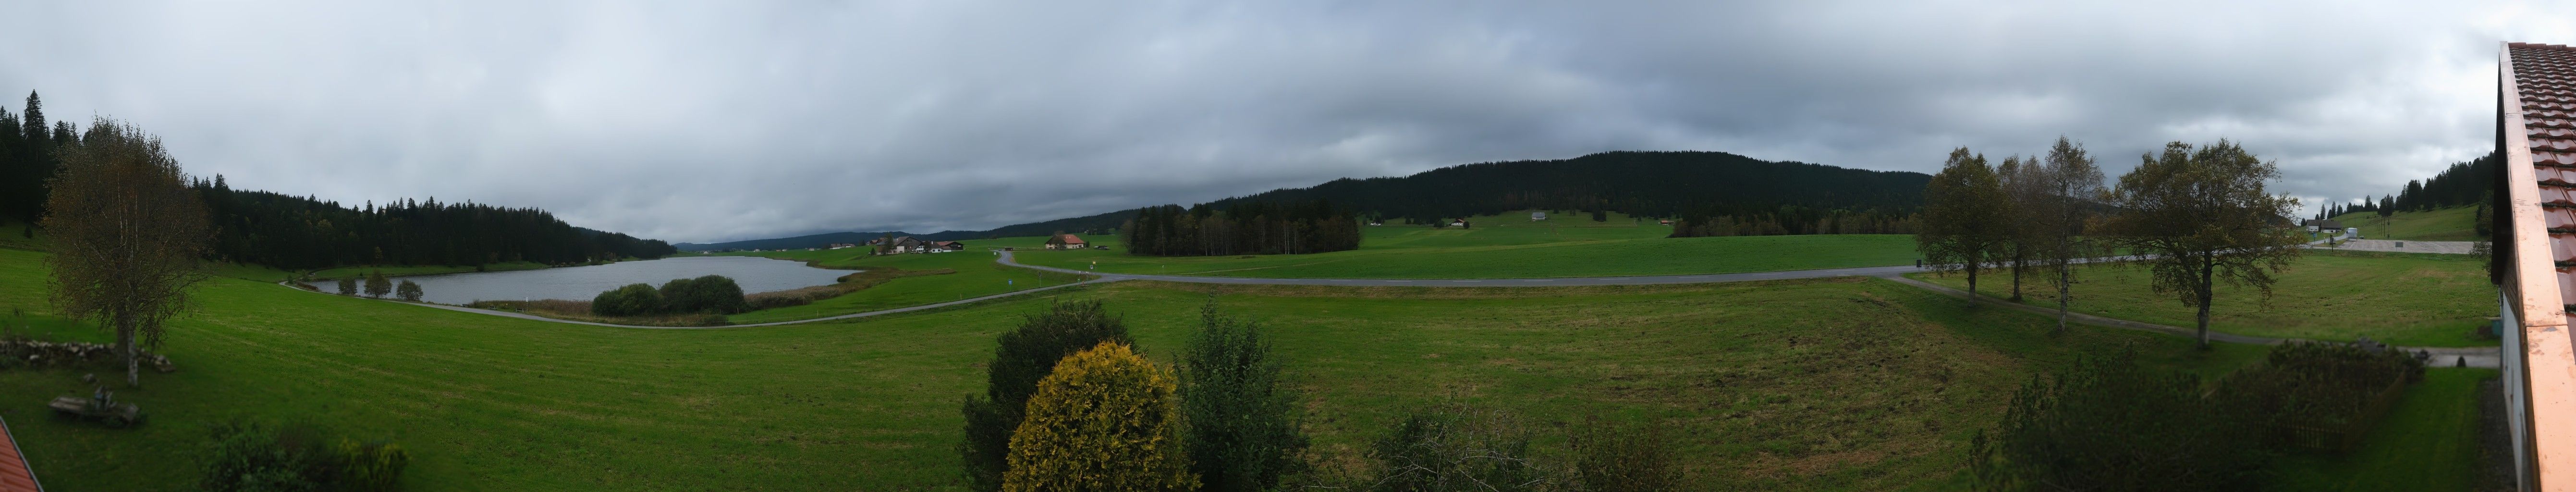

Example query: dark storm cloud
[0,1,2564,242]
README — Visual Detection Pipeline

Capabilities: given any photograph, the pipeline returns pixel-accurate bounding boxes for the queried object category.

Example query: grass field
[2268,368,2498,492]
[0,245,2320,490]
[2332,206,2482,241]
[1907,250,2498,347]
[718,248,1089,324]
[1004,214,1919,279]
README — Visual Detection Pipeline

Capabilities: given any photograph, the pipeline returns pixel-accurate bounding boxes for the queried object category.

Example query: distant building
[1657,219,1673,225]
[931,240,966,251]
[2302,219,2345,233]
[1044,234,1088,250]
[1530,211,1547,221]
[889,236,923,253]
[828,243,856,249]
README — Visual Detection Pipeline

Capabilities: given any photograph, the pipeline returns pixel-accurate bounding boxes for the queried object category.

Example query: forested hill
[1199,151,1928,224]
[198,181,677,270]
[960,150,1929,237]
[705,151,1933,247]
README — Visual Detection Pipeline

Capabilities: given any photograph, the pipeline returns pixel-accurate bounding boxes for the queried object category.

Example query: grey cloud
[0,1,2564,242]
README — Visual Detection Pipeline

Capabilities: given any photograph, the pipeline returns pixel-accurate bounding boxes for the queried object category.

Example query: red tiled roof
[1050,234,1086,244]
[0,417,39,492]
[2501,41,2576,491]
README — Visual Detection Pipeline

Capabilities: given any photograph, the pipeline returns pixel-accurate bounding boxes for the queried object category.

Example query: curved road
[279,247,2505,368]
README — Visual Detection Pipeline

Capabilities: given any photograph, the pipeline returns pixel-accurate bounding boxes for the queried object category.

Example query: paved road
[2324,239,2479,255]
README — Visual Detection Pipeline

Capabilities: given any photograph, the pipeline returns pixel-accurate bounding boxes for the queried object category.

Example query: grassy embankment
[1905,249,2497,347]
[0,245,2306,491]
[2331,205,2482,241]
[1012,210,1920,279]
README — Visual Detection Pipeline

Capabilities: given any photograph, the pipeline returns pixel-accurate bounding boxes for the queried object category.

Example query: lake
[303,256,853,305]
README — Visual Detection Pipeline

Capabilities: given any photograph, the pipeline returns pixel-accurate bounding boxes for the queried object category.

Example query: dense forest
[195,179,675,270]
[1668,207,1920,237]
[1123,200,1360,256]
[2319,153,2496,219]
[0,92,73,229]
[0,90,675,270]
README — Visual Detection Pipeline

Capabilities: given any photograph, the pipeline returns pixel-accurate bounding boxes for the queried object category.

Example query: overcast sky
[3,1,2569,243]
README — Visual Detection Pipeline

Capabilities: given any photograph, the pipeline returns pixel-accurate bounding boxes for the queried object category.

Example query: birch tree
[2027,137,2106,332]
[42,118,211,387]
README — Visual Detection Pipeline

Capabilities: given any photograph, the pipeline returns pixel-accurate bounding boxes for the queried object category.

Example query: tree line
[3,90,675,271]
[0,91,75,229]
[195,180,674,270]
[1122,200,1361,256]
[2316,153,2496,221]
[1666,205,1919,237]
[1917,137,2303,346]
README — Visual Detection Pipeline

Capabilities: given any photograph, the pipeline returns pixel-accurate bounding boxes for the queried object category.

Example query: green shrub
[658,275,748,314]
[1567,416,1681,492]
[362,271,391,298]
[1001,342,1196,492]
[2213,341,2427,446]
[394,280,423,302]
[1969,346,2264,491]
[589,283,662,317]
[335,277,356,296]
[199,420,409,492]
[960,300,1133,492]
[1181,299,1309,492]
[1367,402,1549,492]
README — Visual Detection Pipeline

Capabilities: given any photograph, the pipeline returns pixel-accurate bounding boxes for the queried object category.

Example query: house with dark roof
[1043,234,1087,250]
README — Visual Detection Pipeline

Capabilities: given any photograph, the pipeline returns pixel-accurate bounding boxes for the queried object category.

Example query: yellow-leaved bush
[1001,342,1197,492]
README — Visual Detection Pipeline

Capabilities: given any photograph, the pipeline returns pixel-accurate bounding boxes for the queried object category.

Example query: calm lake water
[302,256,853,305]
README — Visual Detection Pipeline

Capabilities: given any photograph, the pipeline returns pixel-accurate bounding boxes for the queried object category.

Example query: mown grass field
[1906,249,2498,347]
[0,245,2339,491]
[716,248,1088,324]
[2332,206,2482,241]
[1004,211,1919,279]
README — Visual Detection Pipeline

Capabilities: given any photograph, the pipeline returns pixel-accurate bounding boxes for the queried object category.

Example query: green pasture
[1906,249,2497,347]
[2332,206,2482,241]
[720,248,1088,324]
[0,246,2295,491]
[1008,225,1918,279]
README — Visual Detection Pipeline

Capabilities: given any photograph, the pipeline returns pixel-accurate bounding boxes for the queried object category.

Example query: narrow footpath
[273,249,2507,368]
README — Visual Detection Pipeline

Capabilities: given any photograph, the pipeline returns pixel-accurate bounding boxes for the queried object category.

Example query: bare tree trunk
[2054,264,2072,333]
[2196,253,2215,349]
[2010,250,2025,301]
[118,314,138,386]
[1965,258,1980,308]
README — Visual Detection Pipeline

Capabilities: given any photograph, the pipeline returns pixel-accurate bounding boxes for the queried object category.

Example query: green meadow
[1006,211,1920,279]
[2331,205,2482,241]
[0,246,2329,491]
[1906,249,2498,347]
[716,247,1089,324]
